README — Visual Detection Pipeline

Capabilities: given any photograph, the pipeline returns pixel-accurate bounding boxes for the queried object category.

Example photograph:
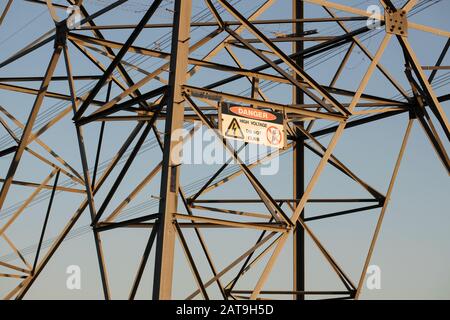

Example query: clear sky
[0,0,449,300]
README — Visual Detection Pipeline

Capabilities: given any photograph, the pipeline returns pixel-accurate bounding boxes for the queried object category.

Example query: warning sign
[225,118,244,139]
[220,104,285,149]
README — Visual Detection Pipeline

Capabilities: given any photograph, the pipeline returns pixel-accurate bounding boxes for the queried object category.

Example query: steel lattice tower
[0,0,449,300]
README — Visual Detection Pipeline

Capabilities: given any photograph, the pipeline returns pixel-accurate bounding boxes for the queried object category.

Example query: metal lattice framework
[0,0,449,300]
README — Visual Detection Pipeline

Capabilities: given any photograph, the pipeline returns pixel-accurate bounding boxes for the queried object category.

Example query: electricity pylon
[0,0,448,300]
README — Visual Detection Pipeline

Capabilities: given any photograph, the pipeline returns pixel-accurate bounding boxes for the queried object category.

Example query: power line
[0,0,446,265]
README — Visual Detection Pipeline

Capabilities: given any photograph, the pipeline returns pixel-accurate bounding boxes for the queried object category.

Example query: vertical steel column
[152,0,192,300]
[292,0,305,301]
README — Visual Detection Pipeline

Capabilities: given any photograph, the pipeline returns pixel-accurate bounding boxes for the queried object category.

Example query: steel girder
[0,0,448,300]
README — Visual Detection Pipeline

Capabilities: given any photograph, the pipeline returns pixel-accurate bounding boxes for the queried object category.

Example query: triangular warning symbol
[225,118,244,139]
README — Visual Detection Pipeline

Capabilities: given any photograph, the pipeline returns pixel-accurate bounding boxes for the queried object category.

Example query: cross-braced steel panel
[0,0,448,300]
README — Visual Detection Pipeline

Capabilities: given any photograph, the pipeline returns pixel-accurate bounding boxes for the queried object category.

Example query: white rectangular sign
[220,104,285,149]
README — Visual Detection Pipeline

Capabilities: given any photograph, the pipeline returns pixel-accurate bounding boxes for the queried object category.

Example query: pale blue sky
[0,0,449,300]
